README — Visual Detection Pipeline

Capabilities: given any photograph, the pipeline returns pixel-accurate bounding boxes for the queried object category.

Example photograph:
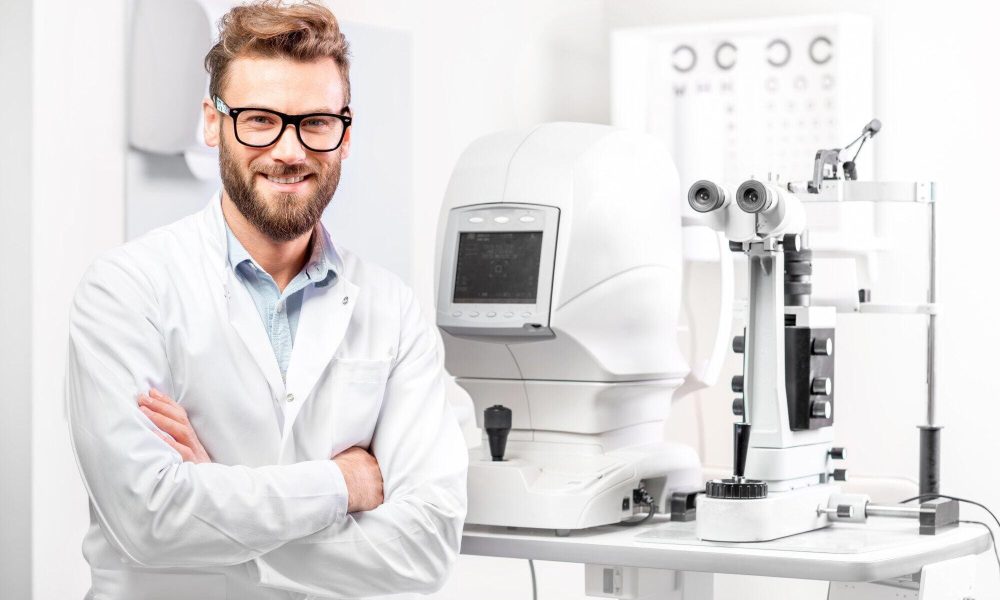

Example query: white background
[2,0,999,598]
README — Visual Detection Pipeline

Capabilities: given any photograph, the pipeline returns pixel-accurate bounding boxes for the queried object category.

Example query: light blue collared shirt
[225,224,338,380]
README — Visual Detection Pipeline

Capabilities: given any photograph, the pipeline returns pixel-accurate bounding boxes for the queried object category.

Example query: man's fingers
[155,430,193,461]
[139,392,188,425]
[140,405,193,445]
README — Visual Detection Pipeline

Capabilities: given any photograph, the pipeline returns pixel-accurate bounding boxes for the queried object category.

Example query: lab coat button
[285,393,295,403]
[275,301,284,312]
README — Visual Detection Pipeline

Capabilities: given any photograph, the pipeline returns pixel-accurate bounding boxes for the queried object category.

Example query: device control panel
[437,203,559,341]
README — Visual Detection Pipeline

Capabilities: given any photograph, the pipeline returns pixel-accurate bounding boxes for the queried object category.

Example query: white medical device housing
[436,123,701,530]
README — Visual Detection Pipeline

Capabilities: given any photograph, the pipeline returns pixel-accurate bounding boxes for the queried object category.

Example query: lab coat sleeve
[252,288,469,598]
[66,255,350,568]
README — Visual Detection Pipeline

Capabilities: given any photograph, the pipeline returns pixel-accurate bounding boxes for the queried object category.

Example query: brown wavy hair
[204,0,351,106]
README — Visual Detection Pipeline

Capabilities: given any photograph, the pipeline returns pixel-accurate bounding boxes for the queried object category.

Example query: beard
[219,136,342,242]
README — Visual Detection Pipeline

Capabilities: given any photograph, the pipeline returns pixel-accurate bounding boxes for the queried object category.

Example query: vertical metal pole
[919,192,941,496]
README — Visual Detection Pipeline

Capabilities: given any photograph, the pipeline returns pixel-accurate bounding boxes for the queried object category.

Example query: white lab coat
[66,194,468,599]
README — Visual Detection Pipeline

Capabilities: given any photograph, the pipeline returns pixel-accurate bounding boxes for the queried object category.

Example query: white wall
[0,0,129,598]
[0,1,36,598]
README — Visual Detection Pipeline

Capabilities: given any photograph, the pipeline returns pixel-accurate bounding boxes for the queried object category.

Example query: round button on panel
[493,216,510,224]
[522,312,532,318]
[469,312,480,317]
[452,311,462,317]
[469,217,484,223]
[519,216,536,223]
[503,312,514,318]
[486,311,497,318]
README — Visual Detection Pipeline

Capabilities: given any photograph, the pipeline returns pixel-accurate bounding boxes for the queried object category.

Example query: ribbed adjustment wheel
[705,478,768,500]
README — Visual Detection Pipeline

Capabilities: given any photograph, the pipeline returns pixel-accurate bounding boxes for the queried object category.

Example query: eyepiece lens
[695,188,711,203]
[745,189,759,204]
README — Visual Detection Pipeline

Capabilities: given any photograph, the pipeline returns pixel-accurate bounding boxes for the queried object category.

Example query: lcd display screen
[453,231,544,304]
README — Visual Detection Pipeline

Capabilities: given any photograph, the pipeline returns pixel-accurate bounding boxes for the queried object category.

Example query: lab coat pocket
[89,567,227,600]
[317,357,392,448]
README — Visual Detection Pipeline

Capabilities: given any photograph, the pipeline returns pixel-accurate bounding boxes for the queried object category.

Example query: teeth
[266,175,306,184]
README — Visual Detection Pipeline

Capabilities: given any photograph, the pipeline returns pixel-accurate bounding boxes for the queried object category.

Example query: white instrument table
[462,517,990,582]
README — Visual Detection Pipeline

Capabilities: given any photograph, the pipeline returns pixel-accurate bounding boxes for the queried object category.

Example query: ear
[203,97,221,148]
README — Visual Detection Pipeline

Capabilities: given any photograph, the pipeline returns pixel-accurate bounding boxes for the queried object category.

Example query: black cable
[850,136,868,163]
[527,559,537,600]
[899,493,1000,579]
[618,503,657,526]
[899,494,1000,533]
[961,520,1000,578]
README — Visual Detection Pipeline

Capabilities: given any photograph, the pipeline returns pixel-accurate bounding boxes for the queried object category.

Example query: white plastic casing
[436,123,689,398]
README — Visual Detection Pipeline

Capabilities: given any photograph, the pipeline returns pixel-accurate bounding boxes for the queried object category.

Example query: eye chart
[611,15,874,190]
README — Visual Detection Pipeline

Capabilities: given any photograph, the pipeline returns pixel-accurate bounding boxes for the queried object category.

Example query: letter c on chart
[672,45,697,73]
[809,36,833,65]
[766,38,791,67]
[715,41,737,71]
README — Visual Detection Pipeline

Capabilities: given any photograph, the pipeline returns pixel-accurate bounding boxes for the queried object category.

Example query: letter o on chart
[715,41,737,71]
[809,36,833,65]
[672,45,697,73]
[766,38,791,67]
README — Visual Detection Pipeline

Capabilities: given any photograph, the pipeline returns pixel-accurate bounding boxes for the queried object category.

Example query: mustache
[251,163,314,178]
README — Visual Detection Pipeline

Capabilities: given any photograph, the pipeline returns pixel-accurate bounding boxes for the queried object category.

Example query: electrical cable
[898,493,1000,578]
[619,486,658,526]
[618,503,657,526]
[961,520,1000,578]
[899,494,1000,533]
[527,558,537,600]
[850,136,868,163]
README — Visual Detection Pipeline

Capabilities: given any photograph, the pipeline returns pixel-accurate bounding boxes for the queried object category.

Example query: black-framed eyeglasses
[214,96,352,152]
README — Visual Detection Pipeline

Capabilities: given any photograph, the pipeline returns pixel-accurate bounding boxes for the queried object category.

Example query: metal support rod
[919,194,941,496]
[865,504,933,519]
[926,196,938,427]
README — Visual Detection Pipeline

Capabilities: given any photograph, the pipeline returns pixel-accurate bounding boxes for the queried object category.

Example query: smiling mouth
[261,174,310,185]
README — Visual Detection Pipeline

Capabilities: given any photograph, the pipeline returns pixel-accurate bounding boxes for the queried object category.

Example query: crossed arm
[68,257,468,596]
[138,388,383,513]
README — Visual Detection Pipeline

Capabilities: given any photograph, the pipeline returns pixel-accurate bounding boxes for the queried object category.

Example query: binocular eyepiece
[687,180,729,213]
[687,179,777,215]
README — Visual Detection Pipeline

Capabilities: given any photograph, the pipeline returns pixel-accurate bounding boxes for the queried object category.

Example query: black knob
[484,405,512,462]
[732,397,744,417]
[831,468,848,482]
[732,375,744,393]
[810,399,832,419]
[829,447,847,460]
[858,288,872,303]
[811,377,832,396]
[732,335,745,354]
[812,338,833,356]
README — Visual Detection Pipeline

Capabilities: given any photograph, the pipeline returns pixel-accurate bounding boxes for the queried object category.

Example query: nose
[269,124,307,164]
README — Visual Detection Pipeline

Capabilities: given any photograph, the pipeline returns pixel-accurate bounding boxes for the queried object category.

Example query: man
[66,2,467,598]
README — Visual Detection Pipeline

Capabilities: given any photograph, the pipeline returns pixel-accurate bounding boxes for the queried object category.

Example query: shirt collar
[224,220,340,288]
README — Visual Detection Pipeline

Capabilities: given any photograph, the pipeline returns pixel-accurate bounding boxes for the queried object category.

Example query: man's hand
[138,389,212,464]
[334,447,384,512]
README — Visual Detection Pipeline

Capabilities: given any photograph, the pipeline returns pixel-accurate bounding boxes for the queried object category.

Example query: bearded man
[65,2,467,598]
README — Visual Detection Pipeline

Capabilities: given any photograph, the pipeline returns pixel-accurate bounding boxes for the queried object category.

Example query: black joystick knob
[484,405,512,462]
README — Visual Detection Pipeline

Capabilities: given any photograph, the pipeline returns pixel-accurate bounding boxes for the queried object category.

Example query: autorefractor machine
[434,123,710,532]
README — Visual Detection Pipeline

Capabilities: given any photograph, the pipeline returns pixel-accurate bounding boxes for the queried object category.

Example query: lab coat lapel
[281,276,359,440]
[199,193,285,404]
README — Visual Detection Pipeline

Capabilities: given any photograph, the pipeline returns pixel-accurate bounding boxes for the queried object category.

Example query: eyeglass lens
[236,110,346,151]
